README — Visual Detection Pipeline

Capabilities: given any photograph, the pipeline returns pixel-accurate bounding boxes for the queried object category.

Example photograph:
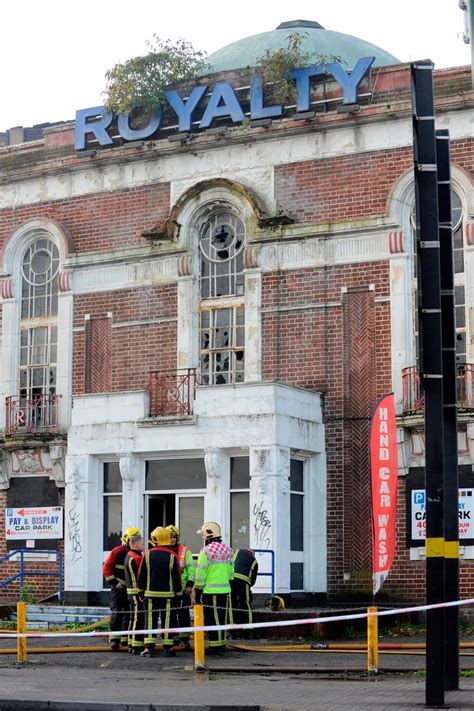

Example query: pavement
[0,636,474,710]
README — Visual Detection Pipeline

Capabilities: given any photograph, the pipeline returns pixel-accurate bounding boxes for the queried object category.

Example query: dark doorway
[146,494,175,543]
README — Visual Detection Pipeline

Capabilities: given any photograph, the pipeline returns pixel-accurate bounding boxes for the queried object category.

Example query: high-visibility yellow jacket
[176,544,195,590]
[194,540,233,595]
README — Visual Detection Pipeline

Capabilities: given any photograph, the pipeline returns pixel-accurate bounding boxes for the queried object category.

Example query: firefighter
[231,547,258,637]
[194,522,233,655]
[103,526,140,651]
[166,524,195,651]
[123,530,145,654]
[137,526,181,658]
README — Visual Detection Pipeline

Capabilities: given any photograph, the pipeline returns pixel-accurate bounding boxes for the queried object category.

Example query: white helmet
[197,521,221,541]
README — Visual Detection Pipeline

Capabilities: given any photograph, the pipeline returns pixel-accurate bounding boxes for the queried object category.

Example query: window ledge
[138,415,195,428]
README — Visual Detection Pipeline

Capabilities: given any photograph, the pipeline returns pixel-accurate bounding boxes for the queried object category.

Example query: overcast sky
[0,0,470,133]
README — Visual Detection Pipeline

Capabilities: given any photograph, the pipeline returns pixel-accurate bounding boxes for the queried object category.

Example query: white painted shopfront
[64,381,326,596]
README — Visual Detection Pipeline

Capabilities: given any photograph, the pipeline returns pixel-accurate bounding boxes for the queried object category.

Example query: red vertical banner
[371,393,398,595]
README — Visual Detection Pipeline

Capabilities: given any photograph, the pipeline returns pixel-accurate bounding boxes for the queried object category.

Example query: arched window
[199,208,245,385]
[411,191,466,364]
[19,237,59,414]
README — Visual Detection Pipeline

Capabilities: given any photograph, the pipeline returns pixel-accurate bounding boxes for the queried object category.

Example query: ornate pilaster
[249,446,291,592]
[49,444,66,487]
[119,454,143,530]
[204,448,230,542]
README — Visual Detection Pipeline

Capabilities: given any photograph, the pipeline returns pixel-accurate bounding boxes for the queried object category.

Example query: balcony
[402,364,474,415]
[5,395,60,436]
[148,368,197,418]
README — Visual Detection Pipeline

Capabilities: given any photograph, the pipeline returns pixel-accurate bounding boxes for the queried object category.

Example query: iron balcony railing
[149,368,197,417]
[402,364,474,414]
[5,394,60,435]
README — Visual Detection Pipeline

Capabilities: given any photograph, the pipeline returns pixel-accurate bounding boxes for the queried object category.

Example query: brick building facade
[0,21,473,603]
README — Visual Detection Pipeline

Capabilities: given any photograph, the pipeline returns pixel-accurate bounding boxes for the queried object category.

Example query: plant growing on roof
[103,36,209,115]
[257,32,341,106]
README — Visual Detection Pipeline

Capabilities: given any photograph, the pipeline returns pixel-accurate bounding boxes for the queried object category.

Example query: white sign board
[411,489,474,541]
[5,506,63,540]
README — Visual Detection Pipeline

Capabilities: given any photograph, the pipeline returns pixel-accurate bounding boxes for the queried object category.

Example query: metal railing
[149,368,197,417]
[5,395,60,435]
[402,364,474,414]
[254,548,275,596]
[0,549,63,602]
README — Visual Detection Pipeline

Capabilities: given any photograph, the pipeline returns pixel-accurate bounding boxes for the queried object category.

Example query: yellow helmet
[150,526,171,547]
[197,521,221,540]
[121,526,142,544]
[165,525,180,542]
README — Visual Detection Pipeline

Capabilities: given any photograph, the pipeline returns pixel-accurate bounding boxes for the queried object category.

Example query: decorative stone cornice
[1,278,13,300]
[388,230,405,254]
[466,222,474,247]
[243,246,259,269]
[58,270,72,292]
[177,254,192,277]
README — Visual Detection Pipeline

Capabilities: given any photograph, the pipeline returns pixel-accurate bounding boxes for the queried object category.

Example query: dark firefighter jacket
[103,544,128,587]
[232,548,258,586]
[137,546,181,598]
[124,549,143,596]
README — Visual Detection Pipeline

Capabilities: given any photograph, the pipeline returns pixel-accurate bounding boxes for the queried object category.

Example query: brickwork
[0,489,65,603]
[0,183,170,255]
[274,147,413,224]
[73,285,177,396]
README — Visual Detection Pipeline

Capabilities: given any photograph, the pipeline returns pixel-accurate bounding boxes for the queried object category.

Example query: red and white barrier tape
[3,597,474,639]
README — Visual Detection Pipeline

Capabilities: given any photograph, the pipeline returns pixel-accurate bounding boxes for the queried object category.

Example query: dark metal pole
[437,129,459,692]
[411,60,445,708]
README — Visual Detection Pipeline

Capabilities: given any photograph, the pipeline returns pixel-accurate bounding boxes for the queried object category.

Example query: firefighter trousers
[127,595,145,649]
[202,593,232,650]
[109,585,128,644]
[177,593,191,641]
[144,597,179,649]
[231,580,253,626]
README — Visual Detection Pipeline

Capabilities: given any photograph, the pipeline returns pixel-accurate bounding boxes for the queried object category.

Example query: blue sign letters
[75,57,375,150]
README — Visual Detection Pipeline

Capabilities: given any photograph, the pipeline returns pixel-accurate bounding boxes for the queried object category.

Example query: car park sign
[4,506,63,540]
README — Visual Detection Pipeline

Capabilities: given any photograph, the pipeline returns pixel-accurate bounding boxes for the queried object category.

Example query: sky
[0,0,470,133]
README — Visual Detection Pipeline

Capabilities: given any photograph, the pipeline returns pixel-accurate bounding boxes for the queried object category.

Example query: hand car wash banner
[371,393,398,595]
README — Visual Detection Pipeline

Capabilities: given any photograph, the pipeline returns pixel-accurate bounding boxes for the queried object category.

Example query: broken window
[199,209,245,385]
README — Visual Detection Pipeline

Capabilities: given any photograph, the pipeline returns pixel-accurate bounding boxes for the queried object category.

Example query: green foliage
[104,36,209,114]
[19,583,36,604]
[257,32,341,106]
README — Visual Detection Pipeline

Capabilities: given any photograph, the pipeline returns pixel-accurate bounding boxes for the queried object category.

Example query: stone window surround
[0,219,73,431]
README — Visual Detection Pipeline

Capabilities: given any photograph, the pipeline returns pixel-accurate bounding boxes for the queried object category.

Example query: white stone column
[390,251,412,411]
[204,448,230,543]
[244,267,262,382]
[57,290,73,430]
[177,266,199,371]
[64,455,102,592]
[0,297,19,430]
[119,454,144,533]
[249,446,291,594]
[305,452,327,593]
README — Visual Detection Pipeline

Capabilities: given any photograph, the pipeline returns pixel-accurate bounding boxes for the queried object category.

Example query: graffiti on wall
[67,506,83,564]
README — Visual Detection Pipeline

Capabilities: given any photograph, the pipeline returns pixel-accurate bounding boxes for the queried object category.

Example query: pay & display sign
[411,490,474,541]
[5,506,63,540]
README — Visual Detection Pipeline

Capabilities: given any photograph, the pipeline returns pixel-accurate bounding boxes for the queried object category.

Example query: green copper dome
[207,20,399,74]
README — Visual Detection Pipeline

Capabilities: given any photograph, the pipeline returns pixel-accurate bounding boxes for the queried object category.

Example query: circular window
[199,211,245,263]
[22,239,59,285]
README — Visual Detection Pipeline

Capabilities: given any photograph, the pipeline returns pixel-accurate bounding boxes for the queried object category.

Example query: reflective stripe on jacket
[102,545,128,587]
[137,546,181,598]
[124,549,143,595]
[232,548,258,586]
[194,540,233,595]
